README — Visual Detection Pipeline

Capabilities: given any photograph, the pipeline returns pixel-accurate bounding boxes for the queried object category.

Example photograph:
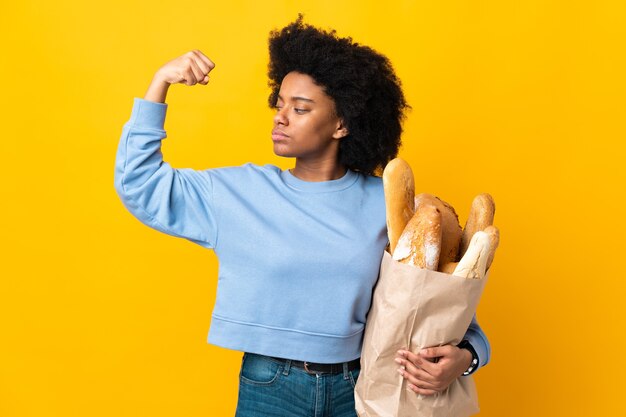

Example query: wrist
[152,70,171,86]
[144,76,170,103]
[460,347,472,369]
[457,340,479,376]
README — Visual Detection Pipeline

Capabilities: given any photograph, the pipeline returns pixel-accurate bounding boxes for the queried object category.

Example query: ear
[333,120,349,139]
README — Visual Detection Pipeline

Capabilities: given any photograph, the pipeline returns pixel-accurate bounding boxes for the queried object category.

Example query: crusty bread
[392,204,442,270]
[414,193,463,271]
[383,158,415,254]
[459,193,495,259]
[453,230,491,279]
[439,261,459,274]
[483,225,500,271]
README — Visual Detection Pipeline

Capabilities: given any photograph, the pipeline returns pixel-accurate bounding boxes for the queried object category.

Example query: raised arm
[114,50,219,248]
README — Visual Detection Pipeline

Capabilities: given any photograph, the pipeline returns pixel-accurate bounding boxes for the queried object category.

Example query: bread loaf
[459,193,495,259]
[383,158,415,254]
[453,231,491,279]
[392,204,442,270]
[483,225,500,271]
[438,261,459,274]
[414,193,463,271]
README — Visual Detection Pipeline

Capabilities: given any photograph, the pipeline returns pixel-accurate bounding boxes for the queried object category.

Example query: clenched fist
[144,50,215,103]
[155,50,215,86]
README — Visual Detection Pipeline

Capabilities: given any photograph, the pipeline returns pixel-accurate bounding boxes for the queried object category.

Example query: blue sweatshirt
[114,98,491,366]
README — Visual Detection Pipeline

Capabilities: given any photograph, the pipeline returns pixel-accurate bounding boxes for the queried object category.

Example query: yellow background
[1,0,624,416]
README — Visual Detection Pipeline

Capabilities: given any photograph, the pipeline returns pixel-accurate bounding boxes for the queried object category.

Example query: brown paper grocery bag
[355,251,488,417]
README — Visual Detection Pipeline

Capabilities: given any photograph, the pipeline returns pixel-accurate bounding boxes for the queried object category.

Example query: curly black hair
[268,15,409,176]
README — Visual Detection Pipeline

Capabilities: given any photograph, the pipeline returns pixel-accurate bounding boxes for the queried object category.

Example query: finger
[397,365,437,388]
[191,49,215,72]
[183,66,198,86]
[190,55,211,85]
[175,56,198,85]
[178,53,200,84]
[417,356,441,376]
[187,58,206,85]
[420,345,454,360]
[395,357,436,383]
[397,349,422,365]
[189,52,212,78]
[185,56,204,84]
[397,350,436,376]
[407,383,438,396]
[418,345,457,363]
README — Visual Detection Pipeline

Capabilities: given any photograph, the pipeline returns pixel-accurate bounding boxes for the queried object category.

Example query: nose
[274,107,288,126]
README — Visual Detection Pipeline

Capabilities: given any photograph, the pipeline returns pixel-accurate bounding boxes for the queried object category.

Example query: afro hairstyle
[267,15,409,176]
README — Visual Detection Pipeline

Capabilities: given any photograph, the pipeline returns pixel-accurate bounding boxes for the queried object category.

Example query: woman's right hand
[155,50,216,86]
[144,50,215,102]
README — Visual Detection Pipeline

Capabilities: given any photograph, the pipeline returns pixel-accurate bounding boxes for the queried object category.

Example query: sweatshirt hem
[212,314,363,338]
[208,315,364,363]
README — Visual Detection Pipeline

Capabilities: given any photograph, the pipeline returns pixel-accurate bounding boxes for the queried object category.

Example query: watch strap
[457,340,479,376]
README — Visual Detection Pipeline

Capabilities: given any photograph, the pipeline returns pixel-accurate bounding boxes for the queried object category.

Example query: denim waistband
[266,354,361,375]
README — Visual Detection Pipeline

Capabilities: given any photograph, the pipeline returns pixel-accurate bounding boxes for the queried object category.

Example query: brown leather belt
[269,356,361,374]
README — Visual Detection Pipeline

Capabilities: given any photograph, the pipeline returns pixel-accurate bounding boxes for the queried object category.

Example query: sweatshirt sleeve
[114,98,217,249]
[462,314,491,371]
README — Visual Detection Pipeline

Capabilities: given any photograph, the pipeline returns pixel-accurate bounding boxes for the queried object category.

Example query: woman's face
[271,71,347,161]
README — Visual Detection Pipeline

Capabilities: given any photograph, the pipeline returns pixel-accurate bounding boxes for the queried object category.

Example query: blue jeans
[235,353,361,417]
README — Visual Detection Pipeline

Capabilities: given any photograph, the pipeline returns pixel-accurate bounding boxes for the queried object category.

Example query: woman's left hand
[394,345,472,396]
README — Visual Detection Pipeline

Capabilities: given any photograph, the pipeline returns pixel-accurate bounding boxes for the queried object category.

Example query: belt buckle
[303,361,317,375]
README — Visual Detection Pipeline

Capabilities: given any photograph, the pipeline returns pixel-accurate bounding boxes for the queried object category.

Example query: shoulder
[358,172,384,194]
[361,173,383,186]
[352,172,385,211]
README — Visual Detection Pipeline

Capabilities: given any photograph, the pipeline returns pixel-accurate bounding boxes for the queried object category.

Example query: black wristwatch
[457,340,479,376]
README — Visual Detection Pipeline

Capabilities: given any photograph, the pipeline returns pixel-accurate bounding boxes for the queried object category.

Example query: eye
[294,108,308,114]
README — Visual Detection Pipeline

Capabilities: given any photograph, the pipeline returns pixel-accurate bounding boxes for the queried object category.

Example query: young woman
[114,16,490,417]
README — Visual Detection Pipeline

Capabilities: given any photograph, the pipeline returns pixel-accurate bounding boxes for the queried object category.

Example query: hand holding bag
[354,251,488,417]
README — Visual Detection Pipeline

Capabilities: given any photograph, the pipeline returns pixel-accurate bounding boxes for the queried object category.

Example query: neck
[290,158,347,182]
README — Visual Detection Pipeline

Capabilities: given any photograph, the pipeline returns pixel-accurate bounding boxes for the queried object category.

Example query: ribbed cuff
[129,97,168,130]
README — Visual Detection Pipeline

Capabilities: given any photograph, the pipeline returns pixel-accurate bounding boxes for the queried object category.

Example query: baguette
[459,193,495,259]
[392,204,442,270]
[414,193,463,271]
[383,158,415,254]
[483,225,500,271]
[453,231,491,279]
[439,261,459,274]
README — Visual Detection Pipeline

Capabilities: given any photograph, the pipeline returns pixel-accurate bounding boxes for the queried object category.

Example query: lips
[271,129,290,141]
